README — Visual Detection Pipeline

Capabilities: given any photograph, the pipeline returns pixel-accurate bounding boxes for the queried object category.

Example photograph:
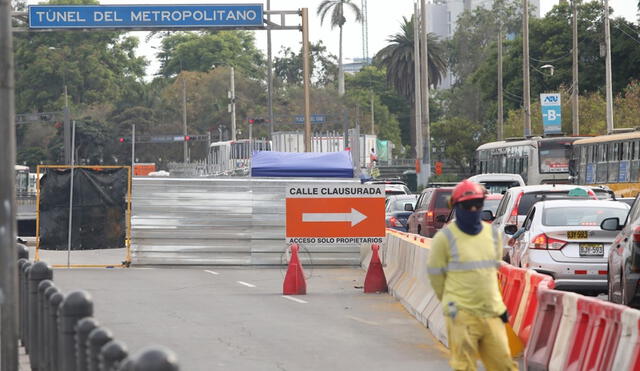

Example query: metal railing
[15,244,180,370]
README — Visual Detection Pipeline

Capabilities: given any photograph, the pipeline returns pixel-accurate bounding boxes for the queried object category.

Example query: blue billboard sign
[29,4,264,29]
[540,93,562,134]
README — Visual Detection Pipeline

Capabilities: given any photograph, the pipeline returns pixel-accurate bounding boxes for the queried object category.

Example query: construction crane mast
[361,0,369,62]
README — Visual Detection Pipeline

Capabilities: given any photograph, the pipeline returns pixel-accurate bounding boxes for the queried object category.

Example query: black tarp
[38,167,128,250]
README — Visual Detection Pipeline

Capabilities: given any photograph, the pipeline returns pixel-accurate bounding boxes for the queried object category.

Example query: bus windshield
[538,141,571,173]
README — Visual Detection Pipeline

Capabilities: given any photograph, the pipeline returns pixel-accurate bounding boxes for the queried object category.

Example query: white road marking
[282,295,308,304]
[237,281,256,288]
[347,315,379,326]
[302,208,367,226]
[204,270,219,275]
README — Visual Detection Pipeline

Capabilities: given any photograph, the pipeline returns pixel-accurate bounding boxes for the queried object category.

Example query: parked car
[510,199,629,292]
[445,193,504,224]
[468,173,526,194]
[407,187,453,237]
[491,184,615,261]
[603,194,640,307]
[385,194,419,231]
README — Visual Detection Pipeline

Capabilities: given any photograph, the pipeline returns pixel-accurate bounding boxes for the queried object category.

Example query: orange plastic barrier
[501,265,527,326]
[582,300,624,371]
[524,288,565,371]
[498,263,511,297]
[562,296,625,371]
[515,271,555,344]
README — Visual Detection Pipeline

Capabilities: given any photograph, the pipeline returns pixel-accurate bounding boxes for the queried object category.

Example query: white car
[491,184,614,262]
[468,173,525,194]
[511,199,629,292]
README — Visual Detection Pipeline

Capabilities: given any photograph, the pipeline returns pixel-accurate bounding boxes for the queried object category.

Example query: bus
[571,131,640,197]
[475,136,584,185]
[209,139,271,175]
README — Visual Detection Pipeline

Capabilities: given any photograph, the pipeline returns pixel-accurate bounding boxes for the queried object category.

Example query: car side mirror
[436,214,447,223]
[504,224,518,235]
[404,203,414,212]
[600,217,622,231]
[480,210,494,221]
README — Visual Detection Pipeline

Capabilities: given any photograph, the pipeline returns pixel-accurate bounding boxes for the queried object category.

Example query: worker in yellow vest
[427,179,517,371]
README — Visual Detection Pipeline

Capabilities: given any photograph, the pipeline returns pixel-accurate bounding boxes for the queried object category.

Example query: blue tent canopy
[251,151,354,178]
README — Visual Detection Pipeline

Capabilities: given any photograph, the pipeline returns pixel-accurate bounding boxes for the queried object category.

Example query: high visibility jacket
[427,222,506,318]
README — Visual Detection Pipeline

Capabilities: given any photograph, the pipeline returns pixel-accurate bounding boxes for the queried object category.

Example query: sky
[24,0,639,78]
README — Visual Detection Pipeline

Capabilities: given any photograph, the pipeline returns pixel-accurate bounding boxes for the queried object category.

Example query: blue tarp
[251,151,354,178]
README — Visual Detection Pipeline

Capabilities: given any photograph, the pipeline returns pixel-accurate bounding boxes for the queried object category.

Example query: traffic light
[118,137,130,143]
[248,117,268,125]
[184,135,191,141]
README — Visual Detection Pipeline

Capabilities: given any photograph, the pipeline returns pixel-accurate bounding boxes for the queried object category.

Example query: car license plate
[579,243,604,256]
[567,231,588,239]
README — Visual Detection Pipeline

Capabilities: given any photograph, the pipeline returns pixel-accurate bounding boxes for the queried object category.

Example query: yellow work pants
[445,310,518,371]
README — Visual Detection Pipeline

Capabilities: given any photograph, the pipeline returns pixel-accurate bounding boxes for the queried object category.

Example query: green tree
[373,16,447,156]
[316,0,362,96]
[156,31,265,79]
[431,117,485,173]
[273,41,338,87]
[471,0,640,135]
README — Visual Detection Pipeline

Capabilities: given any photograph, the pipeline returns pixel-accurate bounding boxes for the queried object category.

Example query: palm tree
[374,16,447,156]
[316,0,362,97]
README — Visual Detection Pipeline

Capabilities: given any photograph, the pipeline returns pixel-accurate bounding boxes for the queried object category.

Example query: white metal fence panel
[131,177,363,265]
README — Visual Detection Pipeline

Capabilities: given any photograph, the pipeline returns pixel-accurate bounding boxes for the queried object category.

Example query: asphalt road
[51,267,451,371]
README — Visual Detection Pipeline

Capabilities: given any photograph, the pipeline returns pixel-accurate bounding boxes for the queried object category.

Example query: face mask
[455,204,482,235]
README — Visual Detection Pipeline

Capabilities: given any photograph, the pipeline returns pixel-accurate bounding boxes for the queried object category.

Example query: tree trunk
[338,25,345,96]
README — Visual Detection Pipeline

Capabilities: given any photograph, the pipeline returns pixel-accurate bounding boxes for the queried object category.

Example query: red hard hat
[451,179,486,205]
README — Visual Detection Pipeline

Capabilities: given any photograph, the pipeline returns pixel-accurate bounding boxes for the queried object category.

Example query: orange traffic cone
[364,244,388,293]
[283,244,306,295]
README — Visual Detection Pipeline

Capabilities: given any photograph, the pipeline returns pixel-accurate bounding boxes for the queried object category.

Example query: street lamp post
[49,47,72,164]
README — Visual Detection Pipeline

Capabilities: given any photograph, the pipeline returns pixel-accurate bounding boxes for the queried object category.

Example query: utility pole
[302,8,312,152]
[182,77,188,162]
[604,0,614,133]
[497,19,504,140]
[572,0,580,135]
[63,85,71,164]
[413,2,423,185]
[0,0,19,366]
[266,0,274,137]
[523,0,531,137]
[420,0,431,185]
[230,66,237,141]
[131,123,135,170]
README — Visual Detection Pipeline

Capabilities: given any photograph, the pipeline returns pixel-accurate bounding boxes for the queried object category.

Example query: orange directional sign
[286,185,386,244]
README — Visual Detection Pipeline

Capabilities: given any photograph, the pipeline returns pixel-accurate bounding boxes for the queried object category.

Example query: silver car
[491,184,614,262]
[510,199,630,292]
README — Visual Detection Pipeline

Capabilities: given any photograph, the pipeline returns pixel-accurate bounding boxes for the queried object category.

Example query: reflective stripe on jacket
[427,222,506,318]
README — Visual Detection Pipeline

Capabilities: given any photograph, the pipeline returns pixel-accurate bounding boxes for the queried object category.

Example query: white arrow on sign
[302,208,367,227]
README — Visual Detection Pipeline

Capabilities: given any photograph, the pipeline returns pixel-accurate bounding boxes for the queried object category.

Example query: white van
[468,173,526,194]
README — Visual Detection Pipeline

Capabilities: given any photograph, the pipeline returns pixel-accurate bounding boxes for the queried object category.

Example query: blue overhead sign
[294,115,327,124]
[29,4,264,29]
[540,93,562,134]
